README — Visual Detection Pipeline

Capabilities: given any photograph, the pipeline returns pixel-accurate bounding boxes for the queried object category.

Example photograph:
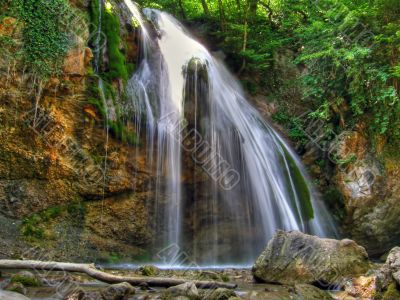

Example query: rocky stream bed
[1,231,400,300]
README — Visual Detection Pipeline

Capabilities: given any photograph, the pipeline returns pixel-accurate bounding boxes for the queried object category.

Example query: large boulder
[252,231,370,286]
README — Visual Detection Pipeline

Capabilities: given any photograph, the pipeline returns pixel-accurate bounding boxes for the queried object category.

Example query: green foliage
[272,110,308,145]
[139,0,399,146]
[8,0,78,77]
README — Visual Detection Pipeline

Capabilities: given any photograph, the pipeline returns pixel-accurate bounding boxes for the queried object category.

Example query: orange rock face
[63,47,93,76]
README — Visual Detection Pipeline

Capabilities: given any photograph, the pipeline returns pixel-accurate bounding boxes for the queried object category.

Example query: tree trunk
[0,260,237,289]
[200,0,210,16]
[238,2,250,75]
[177,0,187,20]
[248,0,258,22]
[217,0,226,31]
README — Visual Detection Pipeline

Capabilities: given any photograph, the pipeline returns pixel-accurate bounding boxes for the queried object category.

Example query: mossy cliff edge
[0,0,151,262]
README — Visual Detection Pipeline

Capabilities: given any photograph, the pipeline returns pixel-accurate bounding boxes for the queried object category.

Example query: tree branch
[0,260,237,289]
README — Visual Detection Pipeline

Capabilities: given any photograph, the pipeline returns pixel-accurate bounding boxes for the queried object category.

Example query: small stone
[101,282,135,300]
[139,265,160,276]
[167,282,199,299]
[139,282,149,290]
[5,282,27,295]
[208,288,236,300]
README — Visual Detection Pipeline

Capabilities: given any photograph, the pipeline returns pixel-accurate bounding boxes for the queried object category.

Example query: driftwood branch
[0,260,237,289]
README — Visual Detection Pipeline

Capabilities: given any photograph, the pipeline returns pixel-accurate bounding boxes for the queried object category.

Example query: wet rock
[0,290,30,300]
[166,282,199,299]
[64,290,85,300]
[65,290,109,300]
[344,276,376,299]
[138,282,150,290]
[207,288,236,300]
[101,282,135,300]
[252,230,370,286]
[294,284,333,299]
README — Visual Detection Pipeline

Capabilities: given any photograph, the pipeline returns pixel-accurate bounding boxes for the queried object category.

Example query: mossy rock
[208,288,237,300]
[139,265,160,276]
[381,283,400,300]
[11,271,41,287]
[252,230,371,286]
[294,284,333,299]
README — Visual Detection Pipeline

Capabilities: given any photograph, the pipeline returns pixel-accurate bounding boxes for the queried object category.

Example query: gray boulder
[0,290,30,300]
[252,230,370,286]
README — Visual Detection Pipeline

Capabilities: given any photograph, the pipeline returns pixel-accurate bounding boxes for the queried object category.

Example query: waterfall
[125,3,337,265]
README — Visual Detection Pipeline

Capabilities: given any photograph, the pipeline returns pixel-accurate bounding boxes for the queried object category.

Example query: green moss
[66,201,86,216]
[11,274,41,287]
[89,0,100,38]
[382,283,400,300]
[323,187,346,221]
[20,203,85,240]
[102,7,128,81]
[281,145,314,220]
[127,63,136,77]
[109,121,138,145]
[139,265,160,276]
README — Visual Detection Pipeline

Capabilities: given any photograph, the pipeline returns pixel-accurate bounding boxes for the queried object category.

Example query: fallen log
[0,260,237,289]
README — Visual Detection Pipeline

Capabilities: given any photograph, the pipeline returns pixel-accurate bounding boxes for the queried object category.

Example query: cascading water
[125,2,336,265]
